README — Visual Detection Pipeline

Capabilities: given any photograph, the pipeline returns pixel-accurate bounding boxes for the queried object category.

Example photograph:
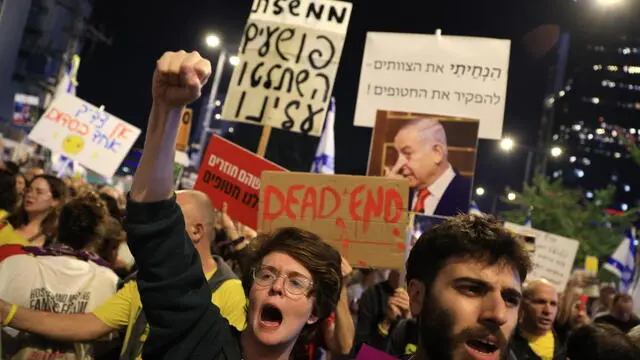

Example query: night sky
[76,0,597,209]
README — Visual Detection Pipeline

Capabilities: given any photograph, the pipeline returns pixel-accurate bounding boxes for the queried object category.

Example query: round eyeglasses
[252,265,314,296]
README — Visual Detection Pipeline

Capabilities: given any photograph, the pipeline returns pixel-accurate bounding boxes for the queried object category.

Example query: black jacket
[352,280,396,355]
[125,196,243,359]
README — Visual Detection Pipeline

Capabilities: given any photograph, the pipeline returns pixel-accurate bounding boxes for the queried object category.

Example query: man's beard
[419,291,510,360]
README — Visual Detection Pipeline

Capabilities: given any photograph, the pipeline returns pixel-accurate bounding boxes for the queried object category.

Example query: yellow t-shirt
[521,330,555,360]
[92,268,247,359]
[0,209,28,246]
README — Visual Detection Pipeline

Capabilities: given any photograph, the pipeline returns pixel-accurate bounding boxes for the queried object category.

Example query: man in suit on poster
[384,118,471,217]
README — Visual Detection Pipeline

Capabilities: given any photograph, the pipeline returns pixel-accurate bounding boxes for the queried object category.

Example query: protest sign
[13,93,41,128]
[221,0,352,136]
[28,93,141,178]
[504,223,579,292]
[194,135,286,230]
[354,32,510,139]
[355,344,398,360]
[368,110,479,217]
[176,108,193,151]
[259,172,410,269]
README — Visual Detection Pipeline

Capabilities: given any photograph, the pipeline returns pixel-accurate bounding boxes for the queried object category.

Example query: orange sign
[176,108,193,151]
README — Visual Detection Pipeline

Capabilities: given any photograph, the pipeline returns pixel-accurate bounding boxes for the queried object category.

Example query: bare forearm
[2,303,112,342]
[130,103,183,203]
[327,286,355,355]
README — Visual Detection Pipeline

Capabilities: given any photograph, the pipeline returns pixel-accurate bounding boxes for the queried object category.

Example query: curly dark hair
[241,227,342,342]
[58,190,108,251]
[406,214,532,291]
[0,170,18,214]
[10,175,68,245]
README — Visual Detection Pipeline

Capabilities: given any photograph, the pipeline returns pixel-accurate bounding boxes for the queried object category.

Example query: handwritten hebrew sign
[354,32,511,140]
[194,135,286,230]
[504,223,579,292]
[221,0,352,136]
[28,93,141,178]
[259,172,410,269]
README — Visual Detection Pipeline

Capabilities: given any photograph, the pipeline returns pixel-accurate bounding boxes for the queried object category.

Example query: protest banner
[221,0,352,136]
[28,93,141,178]
[176,108,193,151]
[259,172,410,269]
[355,344,398,360]
[194,135,286,230]
[354,32,510,140]
[368,110,479,217]
[13,93,41,128]
[504,223,579,292]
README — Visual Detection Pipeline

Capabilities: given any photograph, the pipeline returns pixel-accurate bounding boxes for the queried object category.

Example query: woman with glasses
[10,175,67,247]
[110,50,344,360]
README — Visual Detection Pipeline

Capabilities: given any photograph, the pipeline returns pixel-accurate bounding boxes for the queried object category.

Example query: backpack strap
[120,257,238,360]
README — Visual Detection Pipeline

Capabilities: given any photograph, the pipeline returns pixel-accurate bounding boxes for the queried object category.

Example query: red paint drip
[392,228,401,237]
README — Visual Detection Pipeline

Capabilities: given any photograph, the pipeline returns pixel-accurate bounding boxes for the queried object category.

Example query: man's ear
[191,223,205,244]
[408,279,426,316]
[432,143,446,165]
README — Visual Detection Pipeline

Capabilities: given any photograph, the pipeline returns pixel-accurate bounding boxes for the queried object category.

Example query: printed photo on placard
[368,110,479,217]
[411,214,447,247]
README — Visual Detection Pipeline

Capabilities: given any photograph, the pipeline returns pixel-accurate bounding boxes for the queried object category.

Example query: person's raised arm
[125,51,241,359]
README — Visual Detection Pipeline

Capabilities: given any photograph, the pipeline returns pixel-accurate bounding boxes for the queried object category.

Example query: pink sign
[355,344,398,360]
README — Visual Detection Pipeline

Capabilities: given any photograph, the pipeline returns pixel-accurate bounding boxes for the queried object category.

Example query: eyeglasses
[252,265,314,296]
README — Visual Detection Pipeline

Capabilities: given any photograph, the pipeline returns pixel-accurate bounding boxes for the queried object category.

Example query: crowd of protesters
[0,50,639,360]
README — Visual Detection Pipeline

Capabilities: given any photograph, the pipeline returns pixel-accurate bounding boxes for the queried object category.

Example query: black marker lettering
[240,23,259,55]
[275,28,295,61]
[308,35,335,70]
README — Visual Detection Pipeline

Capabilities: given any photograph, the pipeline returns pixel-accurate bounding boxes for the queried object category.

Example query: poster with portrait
[367,110,479,217]
[410,214,447,247]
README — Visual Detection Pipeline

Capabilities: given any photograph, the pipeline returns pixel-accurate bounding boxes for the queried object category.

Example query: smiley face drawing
[62,135,85,155]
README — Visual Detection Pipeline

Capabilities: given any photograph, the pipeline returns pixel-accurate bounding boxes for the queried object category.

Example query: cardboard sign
[28,93,141,178]
[259,172,410,269]
[221,0,352,136]
[194,135,286,230]
[355,344,398,360]
[176,108,193,151]
[354,32,511,139]
[504,223,579,292]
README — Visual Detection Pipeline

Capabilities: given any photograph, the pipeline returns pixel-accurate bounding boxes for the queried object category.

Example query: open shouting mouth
[465,336,500,360]
[259,304,283,330]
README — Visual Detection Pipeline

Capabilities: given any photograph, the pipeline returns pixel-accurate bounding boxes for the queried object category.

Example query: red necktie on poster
[355,344,398,360]
[412,188,431,213]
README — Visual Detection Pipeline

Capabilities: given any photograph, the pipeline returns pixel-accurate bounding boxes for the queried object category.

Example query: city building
[548,30,640,210]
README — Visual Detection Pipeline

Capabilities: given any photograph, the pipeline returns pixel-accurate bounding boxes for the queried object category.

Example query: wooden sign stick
[256,125,272,158]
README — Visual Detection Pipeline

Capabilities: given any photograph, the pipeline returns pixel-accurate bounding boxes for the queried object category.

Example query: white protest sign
[504,222,580,292]
[354,32,511,140]
[221,0,352,136]
[28,93,141,178]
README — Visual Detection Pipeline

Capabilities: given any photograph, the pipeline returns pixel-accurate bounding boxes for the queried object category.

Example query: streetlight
[205,34,221,48]
[196,34,238,166]
[507,192,517,201]
[597,0,624,6]
[550,146,563,158]
[475,187,486,196]
[500,137,515,152]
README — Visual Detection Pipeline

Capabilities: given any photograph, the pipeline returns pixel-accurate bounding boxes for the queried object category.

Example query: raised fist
[152,51,211,108]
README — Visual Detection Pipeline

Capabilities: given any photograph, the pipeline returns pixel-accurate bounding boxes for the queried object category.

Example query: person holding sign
[384,118,471,217]
[119,50,343,360]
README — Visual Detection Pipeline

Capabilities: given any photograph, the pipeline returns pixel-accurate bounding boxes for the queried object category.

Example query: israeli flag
[311,97,336,174]
[604,228,637,293]
[469,201,484,217]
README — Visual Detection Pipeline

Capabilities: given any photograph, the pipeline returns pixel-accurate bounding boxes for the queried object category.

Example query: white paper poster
[504,222,580,292]
[354,32,511,140]
[28,93,141,178]
[221,0,352,136]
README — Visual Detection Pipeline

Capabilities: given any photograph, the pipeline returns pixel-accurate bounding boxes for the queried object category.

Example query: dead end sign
[258,172,410,269]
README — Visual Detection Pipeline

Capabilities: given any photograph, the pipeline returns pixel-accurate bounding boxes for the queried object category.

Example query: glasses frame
[252,265,314,296]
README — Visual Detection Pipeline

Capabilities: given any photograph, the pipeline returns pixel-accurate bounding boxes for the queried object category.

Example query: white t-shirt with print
[0,254,118,360]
